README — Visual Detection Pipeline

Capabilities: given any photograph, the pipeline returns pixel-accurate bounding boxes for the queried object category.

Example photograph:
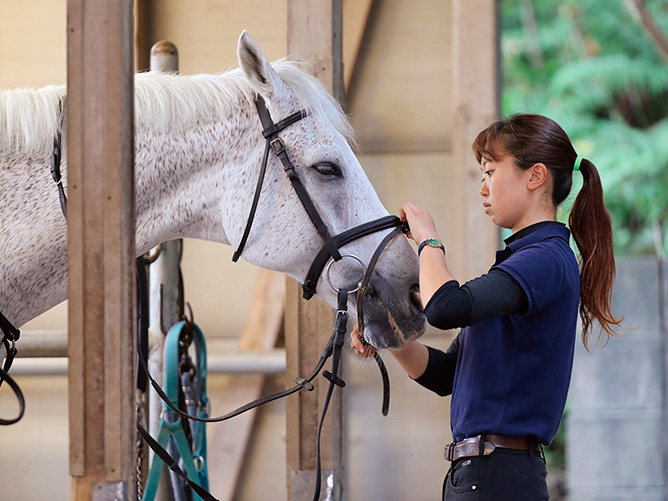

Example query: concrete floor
[0,331,454,500]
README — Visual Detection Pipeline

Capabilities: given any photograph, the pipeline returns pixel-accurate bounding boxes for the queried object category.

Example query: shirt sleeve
[413,334,460,396]
[494,244,566,316]
[423,268,528,330]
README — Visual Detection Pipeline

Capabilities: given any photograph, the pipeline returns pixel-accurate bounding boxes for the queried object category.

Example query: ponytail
[569,158,623,350]
[472,114,623,350]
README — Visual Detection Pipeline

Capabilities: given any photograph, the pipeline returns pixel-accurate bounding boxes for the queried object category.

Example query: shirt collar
[495,221,570,265]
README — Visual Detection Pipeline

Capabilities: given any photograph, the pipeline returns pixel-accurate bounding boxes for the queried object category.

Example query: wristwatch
[418,238,445,256]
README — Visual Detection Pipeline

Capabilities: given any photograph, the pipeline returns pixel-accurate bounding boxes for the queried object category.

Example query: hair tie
[573,155,583,172]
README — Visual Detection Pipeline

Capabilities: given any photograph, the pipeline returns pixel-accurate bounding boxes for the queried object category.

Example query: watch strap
[418,239,445,256]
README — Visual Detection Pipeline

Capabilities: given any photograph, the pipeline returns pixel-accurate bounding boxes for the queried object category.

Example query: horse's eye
[311,162,343,177]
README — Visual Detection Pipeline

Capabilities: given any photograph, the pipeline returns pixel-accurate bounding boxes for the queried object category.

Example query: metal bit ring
[325,254,366,294]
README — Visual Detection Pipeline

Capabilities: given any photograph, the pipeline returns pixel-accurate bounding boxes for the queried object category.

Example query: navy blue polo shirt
[446,223,579,445]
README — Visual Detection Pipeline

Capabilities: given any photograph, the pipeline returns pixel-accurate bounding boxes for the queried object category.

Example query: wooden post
[285,2,344,499]
[451,0,500,278]
[67,1,136,499]
[147,40,181,501]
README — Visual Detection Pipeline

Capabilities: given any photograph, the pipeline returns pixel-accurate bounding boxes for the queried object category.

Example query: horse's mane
[0,59,355,155]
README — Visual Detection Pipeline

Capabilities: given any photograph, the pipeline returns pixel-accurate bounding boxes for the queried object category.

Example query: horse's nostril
[410,284,423,312]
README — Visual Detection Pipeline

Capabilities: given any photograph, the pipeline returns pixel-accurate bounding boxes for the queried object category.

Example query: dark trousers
[443,448,548,500]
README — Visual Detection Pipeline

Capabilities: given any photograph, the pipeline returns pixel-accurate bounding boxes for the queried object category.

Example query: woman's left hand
[400,201,439,244]
[350,324,377,358]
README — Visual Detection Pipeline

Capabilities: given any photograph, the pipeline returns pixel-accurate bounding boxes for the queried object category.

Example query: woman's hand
[350,324,377,358]
[351,323,430,380]
[400,201,439,244]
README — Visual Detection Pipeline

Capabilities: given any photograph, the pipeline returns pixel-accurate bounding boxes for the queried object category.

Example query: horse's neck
[134,99,260,253]
[0,98,260,327]
[0,148,69,327]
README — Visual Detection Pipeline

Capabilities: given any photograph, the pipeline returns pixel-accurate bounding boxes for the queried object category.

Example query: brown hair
[472,113,622,350]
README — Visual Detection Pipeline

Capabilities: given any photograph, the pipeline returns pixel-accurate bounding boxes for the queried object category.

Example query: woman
[351,114,622,500]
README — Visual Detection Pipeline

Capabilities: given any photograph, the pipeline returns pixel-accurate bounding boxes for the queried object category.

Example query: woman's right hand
[350,324,377,358]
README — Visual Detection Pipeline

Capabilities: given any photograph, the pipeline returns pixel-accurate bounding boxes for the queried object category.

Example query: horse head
[232,31,425,349]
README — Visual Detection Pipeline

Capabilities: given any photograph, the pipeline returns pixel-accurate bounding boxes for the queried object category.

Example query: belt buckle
[444,440,456,462]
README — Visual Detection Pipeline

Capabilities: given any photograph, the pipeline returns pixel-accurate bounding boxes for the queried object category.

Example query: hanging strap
[231,137,271,262]
[137,302,348,501]
[0,307,22,427]
[355,225,405,416]
[0,366,25,426]
[50,126,67,218]
[312,289,348,501]
[138,423,218,501]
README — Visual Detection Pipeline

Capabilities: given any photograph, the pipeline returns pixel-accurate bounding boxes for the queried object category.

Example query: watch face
[427,238,442,247]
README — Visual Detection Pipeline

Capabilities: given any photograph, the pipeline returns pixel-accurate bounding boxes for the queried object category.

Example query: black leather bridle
[229,96,406,499]
[233,96,405,301]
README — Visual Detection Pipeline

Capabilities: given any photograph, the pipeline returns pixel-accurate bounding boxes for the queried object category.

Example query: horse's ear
[237,30,286,100]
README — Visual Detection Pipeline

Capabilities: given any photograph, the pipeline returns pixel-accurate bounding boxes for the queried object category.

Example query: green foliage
[501,0,668,255]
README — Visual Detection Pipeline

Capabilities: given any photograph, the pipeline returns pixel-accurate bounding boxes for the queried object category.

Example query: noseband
[232,96,405,301]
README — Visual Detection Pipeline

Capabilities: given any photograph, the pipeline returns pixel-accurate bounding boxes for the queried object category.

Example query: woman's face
[479,154,532,231]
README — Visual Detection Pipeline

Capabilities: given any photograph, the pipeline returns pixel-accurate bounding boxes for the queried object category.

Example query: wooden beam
[288,0,343,100]
[67,1,136,498]
[286,4,344,499]
[450,0,500,279]
[342,0,375,91]
[207,270,285,501]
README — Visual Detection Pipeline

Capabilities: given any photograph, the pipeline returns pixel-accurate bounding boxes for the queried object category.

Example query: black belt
[445,434,541,462]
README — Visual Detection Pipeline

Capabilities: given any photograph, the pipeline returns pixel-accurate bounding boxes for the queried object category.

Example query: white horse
[0,31,425,350]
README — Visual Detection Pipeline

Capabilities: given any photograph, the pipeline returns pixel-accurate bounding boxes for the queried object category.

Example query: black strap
[0,317,24,425]
[0,311,20,391]
[0,311,25,425]
[313,289,348,501]
[136,320,337,424]
[356,225,404,416]
[0,311,20,345]
[266,132,342,263]
[231,138,272,262]
[50,120,67,218]
[137,423,218,501]
[0,365,25,426]
[136,257,150,392]
[233,97,342,265]
[302,215,402,299]
[232,98,315,262]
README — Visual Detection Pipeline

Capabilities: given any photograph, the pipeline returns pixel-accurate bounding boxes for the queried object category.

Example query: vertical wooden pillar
[146,41,181,501]
[67,1,136,499]
[451,0,500,278]
[285,2,344,499]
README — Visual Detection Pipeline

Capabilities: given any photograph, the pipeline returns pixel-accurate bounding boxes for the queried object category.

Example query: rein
[0,311,24,425]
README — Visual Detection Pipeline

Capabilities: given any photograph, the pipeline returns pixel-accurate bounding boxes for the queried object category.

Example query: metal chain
[136,395,146,500]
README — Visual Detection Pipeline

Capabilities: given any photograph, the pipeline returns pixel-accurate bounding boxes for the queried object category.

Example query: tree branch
[623,0,668,66]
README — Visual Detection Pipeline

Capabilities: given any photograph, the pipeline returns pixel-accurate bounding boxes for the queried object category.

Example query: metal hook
[180,303,195,349]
